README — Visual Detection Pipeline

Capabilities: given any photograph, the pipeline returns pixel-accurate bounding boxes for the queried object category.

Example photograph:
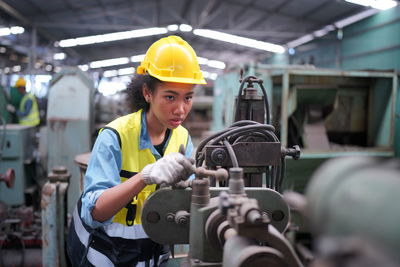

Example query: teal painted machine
[213,66,398,193]
[46,67,95,213]
[0,124,37,205]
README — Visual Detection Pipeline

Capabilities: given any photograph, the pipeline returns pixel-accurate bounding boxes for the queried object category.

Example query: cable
[223,140,238,168]
[196,120,284,191]
[234,76,271,124]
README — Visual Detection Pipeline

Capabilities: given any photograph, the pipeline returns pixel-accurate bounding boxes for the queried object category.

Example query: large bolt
[211,148,227,165]
[175,210,190,225]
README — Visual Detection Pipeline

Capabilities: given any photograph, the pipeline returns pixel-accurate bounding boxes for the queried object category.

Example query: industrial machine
[0,124,42,267]
[141,73,304,266]
[213,65,399,193]
[47,67,95,213]
[285,156,400,267]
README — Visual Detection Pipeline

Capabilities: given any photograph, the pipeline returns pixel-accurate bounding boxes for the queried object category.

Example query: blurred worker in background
[7,77,40,126]
[67,35,206,266]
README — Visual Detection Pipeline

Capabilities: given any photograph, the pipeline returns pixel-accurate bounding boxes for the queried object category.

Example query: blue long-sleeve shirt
[81,111,193,228]
[17,98,32,117]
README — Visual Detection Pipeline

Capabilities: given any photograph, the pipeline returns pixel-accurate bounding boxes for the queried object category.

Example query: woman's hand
[141,153,195,185]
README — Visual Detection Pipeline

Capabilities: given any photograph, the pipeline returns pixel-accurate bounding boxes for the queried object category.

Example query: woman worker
[67,35,206,266]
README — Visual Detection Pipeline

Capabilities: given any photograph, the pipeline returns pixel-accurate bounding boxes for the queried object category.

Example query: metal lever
[195,167,229,181]
[0,168,15,188]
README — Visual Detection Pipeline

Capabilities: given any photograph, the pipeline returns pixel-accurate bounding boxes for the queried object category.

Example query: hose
[234,76,271,124]
[195,120,285,192]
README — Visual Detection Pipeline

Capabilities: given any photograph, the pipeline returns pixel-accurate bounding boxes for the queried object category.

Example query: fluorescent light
[12,65,21,72]
[345,0,397,10]
[89,57,130,68]
[104,67,135,78]
[167,24,179,31]
[131,54,145,62]
[79,65,89,71]
[10,26,24,34]
[370,0,397,10]
[202,71,218,80]
[179,24,192,32]
[197,56,226,69]
[0,26,25,37]
[103,70,118,78]
[197,57,209,65]
[193,29,285,53]
[53,52,66,60]
[345,0,370,6]
[118,67,135,76]
[207,60,226,69]
[58,27,168,47]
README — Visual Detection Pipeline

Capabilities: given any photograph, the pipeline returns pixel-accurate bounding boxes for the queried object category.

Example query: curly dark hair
[127,74,162,112]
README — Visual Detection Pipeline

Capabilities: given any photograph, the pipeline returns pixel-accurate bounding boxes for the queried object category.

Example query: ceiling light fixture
[53,52,66,60]
[57,27,168,47]
[193,29,285,54]
[79,65,89,71]
[131,55,146,62]
[179,24,193,32]
[0,26,25,37]
[345,0,398,10]
[89,57,130,68]
[103,67,136,78]
[197,57,226,69]
[167,24,179,31]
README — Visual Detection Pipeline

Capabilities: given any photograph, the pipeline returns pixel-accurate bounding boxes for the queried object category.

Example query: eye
[165,95,174,101]
[185,95,193,102]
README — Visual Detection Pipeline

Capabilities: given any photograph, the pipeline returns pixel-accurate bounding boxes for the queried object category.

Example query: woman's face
[147,82,194,129]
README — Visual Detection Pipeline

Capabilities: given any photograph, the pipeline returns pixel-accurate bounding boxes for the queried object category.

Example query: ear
[142,84,151,102]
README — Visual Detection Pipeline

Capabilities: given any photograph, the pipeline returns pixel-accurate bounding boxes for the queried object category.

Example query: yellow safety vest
[19,93,40,126]
[105,109,189,227]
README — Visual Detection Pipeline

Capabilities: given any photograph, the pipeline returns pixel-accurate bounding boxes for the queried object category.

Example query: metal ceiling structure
[0,0,389,75]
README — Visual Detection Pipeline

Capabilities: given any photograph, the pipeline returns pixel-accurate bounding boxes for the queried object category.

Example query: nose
[174,101,186,115]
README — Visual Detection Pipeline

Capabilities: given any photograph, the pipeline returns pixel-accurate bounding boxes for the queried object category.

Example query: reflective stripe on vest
[72,207,114,266]
[106,109,188,228]
[19,93,40,126]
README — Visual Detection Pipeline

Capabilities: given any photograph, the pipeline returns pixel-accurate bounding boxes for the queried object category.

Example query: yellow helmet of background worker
[137,35,206,84]
[15,77,26,88]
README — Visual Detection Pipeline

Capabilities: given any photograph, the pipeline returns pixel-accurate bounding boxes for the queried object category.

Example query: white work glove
[141,152,195,186]
[6,104,16,113]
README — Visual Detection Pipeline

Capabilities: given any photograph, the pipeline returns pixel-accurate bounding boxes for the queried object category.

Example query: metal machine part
[303,156,400,266]
[196,74,300,191]
[0,168,15,188]
[41,166,71,267]
[141,167,299,267]
[0,124,37,206]
[47,67,95,213]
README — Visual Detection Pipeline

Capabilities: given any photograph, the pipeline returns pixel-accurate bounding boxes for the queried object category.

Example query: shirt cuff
[81,189,114,228]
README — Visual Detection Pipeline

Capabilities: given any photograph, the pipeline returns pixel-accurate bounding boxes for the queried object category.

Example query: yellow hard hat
[137,35,206,84]
[15,77,26,88]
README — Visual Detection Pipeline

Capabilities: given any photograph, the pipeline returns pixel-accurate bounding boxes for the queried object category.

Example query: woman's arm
[91,172,146,222]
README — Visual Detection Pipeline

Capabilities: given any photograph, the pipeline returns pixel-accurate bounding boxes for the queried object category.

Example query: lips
[170,118,183,127]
